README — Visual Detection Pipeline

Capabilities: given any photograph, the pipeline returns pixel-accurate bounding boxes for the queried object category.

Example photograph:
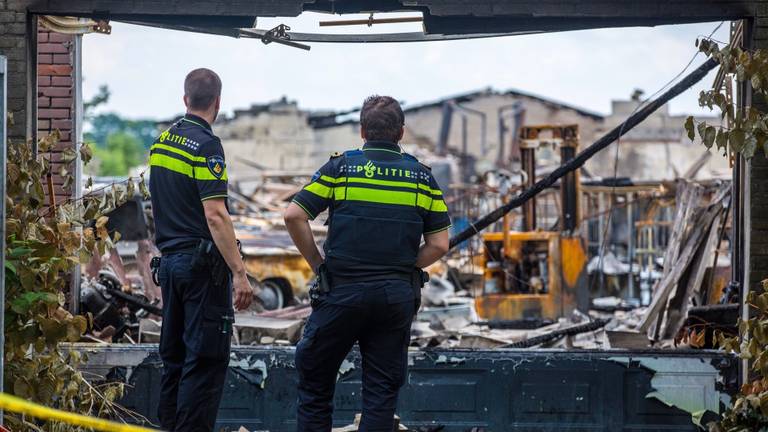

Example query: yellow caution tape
[0,393,157,432]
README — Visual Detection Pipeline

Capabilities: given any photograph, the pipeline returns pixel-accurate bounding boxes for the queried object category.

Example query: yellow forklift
[476,124,589,320]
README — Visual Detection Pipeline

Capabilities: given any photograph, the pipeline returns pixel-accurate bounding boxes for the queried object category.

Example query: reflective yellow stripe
[305,182,333,198]
[328,184,448,212]
[150,153,193,177]
[195,166,228,181]
[151,143,206,163]
[345,187,418,207]
[322,175,442,196]
[150,153,227,181]
[344,177,442,195]
[320,175,343,184]
[430,199,448,212]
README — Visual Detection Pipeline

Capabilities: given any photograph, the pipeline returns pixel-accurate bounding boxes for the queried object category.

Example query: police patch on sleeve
[311,171,321,182]
[206,155,226,179]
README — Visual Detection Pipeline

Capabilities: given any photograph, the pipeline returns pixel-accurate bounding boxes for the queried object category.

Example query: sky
[82,13,729,120]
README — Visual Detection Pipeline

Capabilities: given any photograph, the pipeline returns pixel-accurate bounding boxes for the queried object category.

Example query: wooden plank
[638,205,722,335]
[661,208,724,340]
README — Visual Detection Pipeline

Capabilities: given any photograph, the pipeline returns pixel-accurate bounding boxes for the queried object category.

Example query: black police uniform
[149,114,233,432]
[292,140,451,431]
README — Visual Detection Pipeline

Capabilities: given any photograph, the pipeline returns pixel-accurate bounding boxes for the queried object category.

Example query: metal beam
[28,0,308,17]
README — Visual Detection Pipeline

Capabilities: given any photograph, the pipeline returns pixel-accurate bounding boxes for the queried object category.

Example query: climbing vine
[4,120,149,430]
[688,39,768,431]
[685,39,768,159]
[710,281,768,431]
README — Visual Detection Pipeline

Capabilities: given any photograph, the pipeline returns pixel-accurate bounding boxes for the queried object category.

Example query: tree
[91,132,145,176]
[83,84,159,176]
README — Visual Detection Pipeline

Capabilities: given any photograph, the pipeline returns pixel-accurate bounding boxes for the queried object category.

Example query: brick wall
[0,0,32,142]
[37,24,76,201]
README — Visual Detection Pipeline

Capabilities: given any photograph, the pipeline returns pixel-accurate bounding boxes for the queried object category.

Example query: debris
[234,316,304,345]
[606,330,650,349]
[138,318,161,343]
[638,181,731,341]
[421,275,455,306]
[502,318,611,348]
[331,414,408,432]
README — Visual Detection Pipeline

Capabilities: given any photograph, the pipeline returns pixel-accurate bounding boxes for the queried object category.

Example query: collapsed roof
[30,0,753,39]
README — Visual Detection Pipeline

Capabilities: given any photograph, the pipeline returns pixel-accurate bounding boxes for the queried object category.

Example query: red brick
[39,87,70,98]
[38,43,69,54]
[38,32,49,43]
[37,119,50,129]
[39,108,70,119]
[37,54,52,64]
[50,97,72,108]
[38,96,50,108]
[52,54,71,64]
[51,76,72,87]
[38,64,72,76]
[48,32,73,43]
[38,76,51,86]
[58,131,71,142]
[51,120,72,130]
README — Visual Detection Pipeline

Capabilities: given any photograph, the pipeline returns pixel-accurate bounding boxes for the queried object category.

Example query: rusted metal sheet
[243,252,313,297]
[478,231,588,321]
[74,345,737,431]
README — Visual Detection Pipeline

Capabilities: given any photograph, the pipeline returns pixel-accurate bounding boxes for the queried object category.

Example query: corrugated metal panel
[76,345,736,431]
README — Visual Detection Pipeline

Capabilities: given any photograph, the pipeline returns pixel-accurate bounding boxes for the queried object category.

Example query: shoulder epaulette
[419,161,432,171]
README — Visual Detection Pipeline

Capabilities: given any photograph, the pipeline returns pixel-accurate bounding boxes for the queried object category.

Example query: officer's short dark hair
[184,68,222,111]
[360,95,404,142]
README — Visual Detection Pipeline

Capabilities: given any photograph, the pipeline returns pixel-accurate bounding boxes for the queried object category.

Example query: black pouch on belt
[411,268,429,314]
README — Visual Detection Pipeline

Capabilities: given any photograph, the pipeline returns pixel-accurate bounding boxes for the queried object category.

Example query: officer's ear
[396,126,404,143]
[360,126,366,140]
[183,94,190,109]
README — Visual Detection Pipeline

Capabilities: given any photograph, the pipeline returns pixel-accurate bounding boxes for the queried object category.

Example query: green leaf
[697,121,708,141]
[9,291,60,315]
[753,73,763,90]
[704,126,717,149]
[730,128,746,152]
[684,116,696,141]
[744,134,758,159]
[9,246,34,258]
[716,129,728,151]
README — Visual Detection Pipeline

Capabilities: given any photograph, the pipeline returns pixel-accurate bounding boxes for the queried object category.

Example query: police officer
[285,95,451,431]
[149,68,252,431]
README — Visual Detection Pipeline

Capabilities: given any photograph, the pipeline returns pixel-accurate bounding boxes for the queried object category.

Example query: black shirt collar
[362,140,401,153]
[182,113,212,131]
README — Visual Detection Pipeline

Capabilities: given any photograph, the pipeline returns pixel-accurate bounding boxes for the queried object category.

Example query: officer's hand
[233,272,253,311]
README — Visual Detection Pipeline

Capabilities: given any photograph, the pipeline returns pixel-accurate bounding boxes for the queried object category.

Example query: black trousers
[157,253,233,432]
[295,279,415,432]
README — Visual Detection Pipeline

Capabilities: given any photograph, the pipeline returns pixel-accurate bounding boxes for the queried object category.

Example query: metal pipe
[70,34,83,315]
[319,16,423,27]
[436,102,453,156]
[453,102,487,156]
[448,57,719,249]
[497,102,524,167]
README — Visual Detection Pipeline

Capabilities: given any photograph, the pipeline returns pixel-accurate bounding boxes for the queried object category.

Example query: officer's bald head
[184,68,222,112]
